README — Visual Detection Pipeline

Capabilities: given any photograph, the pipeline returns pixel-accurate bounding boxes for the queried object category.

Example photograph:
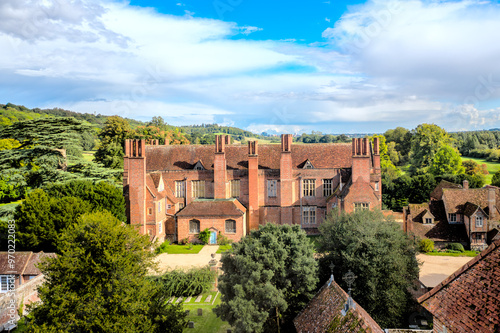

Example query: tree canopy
[409,124,451,174]
[318,209,420,328]
[27,211,186,333]
[214,223,318,333]
[429,145,465,176]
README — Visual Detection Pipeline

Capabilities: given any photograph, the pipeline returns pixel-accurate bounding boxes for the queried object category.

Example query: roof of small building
[176,199,246,217]
[419,239,500,332]
[145,143,353,172]
[407,201,468,243]
[430,180,462,201]
[294,276,384,333]
[441,187,500,219]
[0,251,55,275]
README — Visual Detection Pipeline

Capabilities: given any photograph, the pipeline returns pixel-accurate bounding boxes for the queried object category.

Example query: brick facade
[124,135,381,243]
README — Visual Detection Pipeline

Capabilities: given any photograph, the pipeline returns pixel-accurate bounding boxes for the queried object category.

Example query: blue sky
[1,0,500,134]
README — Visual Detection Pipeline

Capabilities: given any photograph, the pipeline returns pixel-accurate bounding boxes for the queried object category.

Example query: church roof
[294,276,383,333]
[145,143,353,171]
[176,199,246,218]
[419,239,500,332]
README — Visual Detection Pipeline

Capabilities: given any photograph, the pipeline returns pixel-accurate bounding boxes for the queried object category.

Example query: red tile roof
[0,251,55,275]
[441,187,500,219]
[176,199,246,217]
[145,143,353,171]
[430,180,462,201]
[419,239,500,332]
[294,277,384,333]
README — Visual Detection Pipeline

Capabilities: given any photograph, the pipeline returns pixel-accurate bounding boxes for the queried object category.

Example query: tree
[94,116,130,168]
[370,134,398,172]
[492,170,500,187]
[214,223,318,333]
[409,124,450,174]
[15,189,92,252]
[318,210,419,328]
[27,211,186,332]
[429,145,465,176]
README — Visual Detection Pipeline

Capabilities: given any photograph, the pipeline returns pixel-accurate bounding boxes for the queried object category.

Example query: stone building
[124,135,381,243]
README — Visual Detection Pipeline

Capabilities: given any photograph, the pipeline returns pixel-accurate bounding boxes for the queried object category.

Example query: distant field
[461,156,500,184]
[82,151,95,162]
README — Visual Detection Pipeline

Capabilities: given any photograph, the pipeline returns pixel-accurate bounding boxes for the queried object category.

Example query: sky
[1,0,500,134]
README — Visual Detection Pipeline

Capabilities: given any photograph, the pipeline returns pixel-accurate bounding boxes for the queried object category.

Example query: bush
[419,239,434,253]
[447,243,465,252]
[155,240,170,254]
[198,228,211,244]
[217,232,233,245]
[150,267,216,297]
[179,237,190,245]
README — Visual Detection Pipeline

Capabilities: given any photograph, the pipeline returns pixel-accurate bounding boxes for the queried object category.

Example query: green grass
[82,151,95,162]
[425,250,480,257]
[183,292,232,333]
[461,156,500,184]
[0,199,22,207]
[157,244,205,254]
[215,245,232,254]
[12,317,28,332]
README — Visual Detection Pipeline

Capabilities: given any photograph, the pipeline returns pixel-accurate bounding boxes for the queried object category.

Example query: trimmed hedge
[150,267,216,297]
[447,243,465,252]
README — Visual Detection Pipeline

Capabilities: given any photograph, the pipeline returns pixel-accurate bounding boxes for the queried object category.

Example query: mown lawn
[158,244,205,254]
[461,156,500,184]
[82,150,95,162]
[183,292,232,333]
[425,250,480,257]
[215,245,232,254]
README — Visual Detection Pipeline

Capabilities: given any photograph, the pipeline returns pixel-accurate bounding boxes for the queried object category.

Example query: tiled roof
[0,251,55,275]
[419,239,500,332]
[441,187,500,218]
[463,202,481,218]
[408,201,468,243]
[430,180,462,201]
[176,199,246,217]
[145,143,353,171]
[294,276,384,333]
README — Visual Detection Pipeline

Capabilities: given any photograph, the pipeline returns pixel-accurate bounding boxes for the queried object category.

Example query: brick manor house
[123,135,382,243]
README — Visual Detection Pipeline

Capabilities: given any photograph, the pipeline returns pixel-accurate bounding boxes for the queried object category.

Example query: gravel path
[417,254,474,288]
[154,245,222,272]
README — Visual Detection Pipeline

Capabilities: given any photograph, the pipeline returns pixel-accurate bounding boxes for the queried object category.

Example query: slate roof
[176,199,246,217]
[0,251,55,275]
[145,143,353,171]
[430,180,462,201]
[407,201,468,243]
[419,239,500,332]
[294,276,384,333]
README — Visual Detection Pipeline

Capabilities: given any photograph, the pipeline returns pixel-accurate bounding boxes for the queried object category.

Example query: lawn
[82,151,95,162]
[158,244,205,254]
[183,292,232,333]
[215,245,232,254]
[461,156,500,184]
[425,250,480,257]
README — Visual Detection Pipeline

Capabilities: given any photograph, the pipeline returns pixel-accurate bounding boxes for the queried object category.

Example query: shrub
[217,232,233,245]
[155,240,170,254]
[179,237,190,245]
[150,267,216,297]
[198,228,211,244]
[447,243,465,252]
[419,239,434,253]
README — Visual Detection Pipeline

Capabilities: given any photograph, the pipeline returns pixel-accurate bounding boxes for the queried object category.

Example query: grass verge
[183,292,232,333]
[158,244,204,254]
[216,245,232,254]
[425,250,480,257]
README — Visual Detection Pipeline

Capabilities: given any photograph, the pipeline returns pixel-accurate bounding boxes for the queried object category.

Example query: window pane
[189,220,200,233]
[192,181,205,198]
[225,220,236,233]
[231,180,240,198]
[268,180,277,198]
[175,181,185,198]
[323,179,332,197]
[303,179,316,197]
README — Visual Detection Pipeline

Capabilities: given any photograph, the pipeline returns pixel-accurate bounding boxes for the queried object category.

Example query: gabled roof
[145,143,353,171]
[441,188,497,217]
[193,160,205,170]
[430,180,462,201]
[0,252,56,275]
[419,239,500,332]
[294,276,384,333]
[463,202,488,218]
[176,199,247,217]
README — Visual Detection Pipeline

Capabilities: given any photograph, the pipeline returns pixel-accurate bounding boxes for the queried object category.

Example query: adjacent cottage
[124,135,382,243]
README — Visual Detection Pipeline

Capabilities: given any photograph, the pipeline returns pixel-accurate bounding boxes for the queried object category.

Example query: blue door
[210,231,217,245]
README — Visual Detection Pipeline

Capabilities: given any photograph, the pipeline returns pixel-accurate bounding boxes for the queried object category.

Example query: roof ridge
[418,238,500,303]
[20,251,33,275]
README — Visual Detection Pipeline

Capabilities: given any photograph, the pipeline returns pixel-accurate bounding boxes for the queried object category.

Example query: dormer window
[476,216,483,228]
[303,160,314,169]
[193,161,205,170]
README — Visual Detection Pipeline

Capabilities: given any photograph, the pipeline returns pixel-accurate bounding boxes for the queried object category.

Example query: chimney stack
[463,180,469,190]
[248,141,260,231]
[214,135,227,199]
[488,187,496,219]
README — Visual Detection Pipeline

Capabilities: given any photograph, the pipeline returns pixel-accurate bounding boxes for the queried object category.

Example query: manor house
[124,135,381,243]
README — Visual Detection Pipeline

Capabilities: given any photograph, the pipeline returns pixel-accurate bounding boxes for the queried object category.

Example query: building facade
[124,135,381,243]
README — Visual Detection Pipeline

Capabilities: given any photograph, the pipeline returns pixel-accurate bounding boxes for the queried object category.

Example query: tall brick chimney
[488,187,496,219]
[351,138,370,183]
[214,135,228,199]
[124,139,147,234]
[280,134,293,224]
[248,141,259,232]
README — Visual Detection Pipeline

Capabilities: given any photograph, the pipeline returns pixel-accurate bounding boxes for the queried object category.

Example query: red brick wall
[126,155,146,234]
[177,216,245,243]
[248,156,260,231]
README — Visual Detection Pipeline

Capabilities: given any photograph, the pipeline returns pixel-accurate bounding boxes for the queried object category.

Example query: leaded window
[225,219,236,233]
[175,181,185,198]
[303,179,315,197]
[323,179,332,197]
[230,180,240,198]
[354,202,369,212]
[189,219,200,234]
[268,180,277,198]
[192,181,205,198]
[302,207,316,225]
